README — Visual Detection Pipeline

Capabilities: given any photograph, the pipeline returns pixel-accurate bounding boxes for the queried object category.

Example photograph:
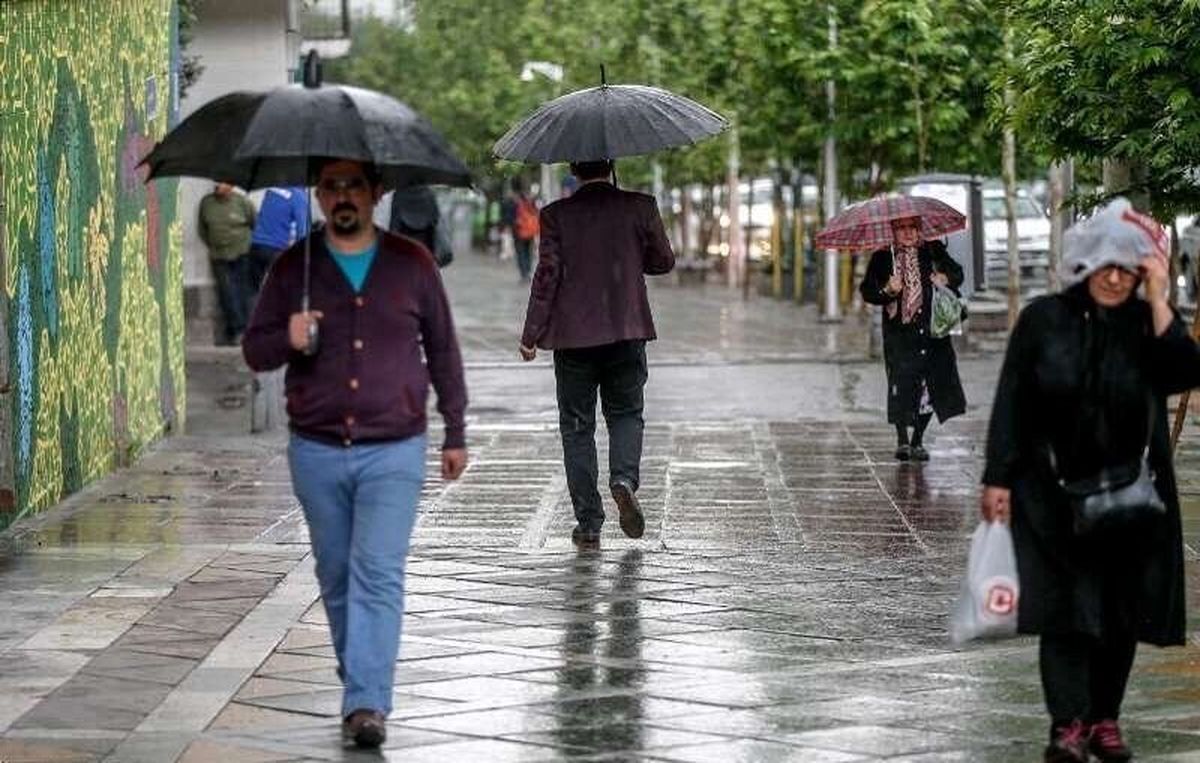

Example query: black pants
[211,257,249,342]
[1040,632,1138,726]
[553,341,648,532]
[514,236,534,279]
[245,243,282,317]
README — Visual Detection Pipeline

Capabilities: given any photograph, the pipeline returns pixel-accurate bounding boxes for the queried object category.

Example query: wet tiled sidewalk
[4,255,1200,761]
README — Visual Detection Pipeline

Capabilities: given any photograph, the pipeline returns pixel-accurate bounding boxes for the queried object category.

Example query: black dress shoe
[571,526,601,549]
[910,445,930,461]
[343,709,386,748]
[894,445,912,461]
[610,480,645,539]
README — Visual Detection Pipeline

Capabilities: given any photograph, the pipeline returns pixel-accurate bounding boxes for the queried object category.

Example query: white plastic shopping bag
[950,520,1020,644]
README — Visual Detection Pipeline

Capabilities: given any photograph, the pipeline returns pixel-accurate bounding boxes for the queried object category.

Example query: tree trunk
[699,184,717,258]
[744,174,755,299]
[910,51,926,173]
[1103,158,1150,212]
[792,162,806,304]
[1047,162,1065,292]
[1002,111,1020,329]
[1002,28,1020,329]
[822,4,841,320]
[727,120,744,291]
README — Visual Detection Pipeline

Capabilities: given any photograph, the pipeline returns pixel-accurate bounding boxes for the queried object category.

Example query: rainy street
[0,253,1198,762]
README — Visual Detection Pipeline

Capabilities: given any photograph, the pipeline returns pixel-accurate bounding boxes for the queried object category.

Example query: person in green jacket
[198,183,256,344]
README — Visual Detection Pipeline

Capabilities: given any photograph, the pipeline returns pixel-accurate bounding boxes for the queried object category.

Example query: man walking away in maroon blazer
[518,159,675,549]
[243,159,468,749]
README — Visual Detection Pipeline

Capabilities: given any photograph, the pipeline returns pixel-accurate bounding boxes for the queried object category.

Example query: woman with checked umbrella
[818,196,968,461]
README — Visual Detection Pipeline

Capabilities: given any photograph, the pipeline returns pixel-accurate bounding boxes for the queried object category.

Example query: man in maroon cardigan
[519,159,675,549]
[242,160,467,749]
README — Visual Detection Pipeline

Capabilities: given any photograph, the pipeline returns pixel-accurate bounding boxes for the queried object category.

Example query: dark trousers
[1040,632,1138,727]
[211,257,248,343]
[514,236,534,280]
[553,341,648,532]
[245,243,282,318]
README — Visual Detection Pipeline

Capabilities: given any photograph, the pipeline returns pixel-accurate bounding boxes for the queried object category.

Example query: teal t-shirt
[327,239,378,293]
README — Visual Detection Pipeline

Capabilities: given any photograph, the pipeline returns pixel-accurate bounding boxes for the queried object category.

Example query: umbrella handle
[301,186,319,356]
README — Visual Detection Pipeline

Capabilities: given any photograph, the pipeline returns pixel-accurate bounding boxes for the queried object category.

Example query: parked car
[1177,214,1200,305]
[981,187,1051,292]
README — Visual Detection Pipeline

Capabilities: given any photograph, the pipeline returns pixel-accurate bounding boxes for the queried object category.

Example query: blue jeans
[287,434,427,717]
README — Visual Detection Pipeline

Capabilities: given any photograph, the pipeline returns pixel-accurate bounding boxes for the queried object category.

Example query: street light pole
[822,4,841,321]
[520,61,565,201]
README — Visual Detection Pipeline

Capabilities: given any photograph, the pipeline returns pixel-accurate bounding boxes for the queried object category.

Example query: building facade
[0,0,186,527]
[180,0,302,342]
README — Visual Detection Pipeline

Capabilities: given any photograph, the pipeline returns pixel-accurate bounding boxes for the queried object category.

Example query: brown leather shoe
[611,480,645,539]
[343,708,386,749]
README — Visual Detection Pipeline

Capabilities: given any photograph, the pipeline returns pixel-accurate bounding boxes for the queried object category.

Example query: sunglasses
[318,177,369,194]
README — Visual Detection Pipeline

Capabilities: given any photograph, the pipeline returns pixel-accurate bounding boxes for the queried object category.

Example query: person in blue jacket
[246,186,310,312]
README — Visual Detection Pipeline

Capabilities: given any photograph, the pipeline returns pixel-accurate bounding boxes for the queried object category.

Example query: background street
[2,254,1199,762]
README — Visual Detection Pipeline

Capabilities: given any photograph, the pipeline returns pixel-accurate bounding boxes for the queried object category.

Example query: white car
[982,189,1050,258]
[981,188,1051,290]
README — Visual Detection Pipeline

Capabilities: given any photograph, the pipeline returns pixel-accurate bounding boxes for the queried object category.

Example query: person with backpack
[502,179,539,281]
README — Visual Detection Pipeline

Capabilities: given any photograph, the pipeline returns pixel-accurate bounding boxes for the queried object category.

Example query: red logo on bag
[985,583,1016,616]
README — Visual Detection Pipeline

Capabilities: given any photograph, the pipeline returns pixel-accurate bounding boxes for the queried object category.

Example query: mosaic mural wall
[0,1,186,527]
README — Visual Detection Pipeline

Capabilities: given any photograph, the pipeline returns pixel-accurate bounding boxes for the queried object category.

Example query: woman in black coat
[981,201,1200,763]
[860,217,967,461]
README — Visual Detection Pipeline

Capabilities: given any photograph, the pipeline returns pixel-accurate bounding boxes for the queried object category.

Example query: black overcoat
[860,241,967,425]
[983,285,1200,645]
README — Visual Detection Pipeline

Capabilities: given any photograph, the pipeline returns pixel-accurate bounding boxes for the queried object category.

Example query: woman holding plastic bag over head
[980,198,1200,763]
[860,217,967,462]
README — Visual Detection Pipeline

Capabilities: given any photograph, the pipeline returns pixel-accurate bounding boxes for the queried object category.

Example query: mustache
[332,203,357,215]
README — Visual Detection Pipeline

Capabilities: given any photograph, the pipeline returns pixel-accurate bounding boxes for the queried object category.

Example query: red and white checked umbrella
[814,195,966,251]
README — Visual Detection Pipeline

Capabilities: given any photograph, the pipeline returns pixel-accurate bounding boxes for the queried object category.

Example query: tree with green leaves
[1005,0,1200,218]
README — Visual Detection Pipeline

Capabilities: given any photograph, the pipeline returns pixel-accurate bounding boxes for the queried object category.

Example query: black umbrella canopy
[494,82,729,164]
[141,78,471,190]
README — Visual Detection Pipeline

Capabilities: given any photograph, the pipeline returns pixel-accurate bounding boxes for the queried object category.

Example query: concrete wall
[180,0,300,343]
[0,0,185,527]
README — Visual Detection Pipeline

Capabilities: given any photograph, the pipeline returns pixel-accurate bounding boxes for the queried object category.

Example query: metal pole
[822,5,841,321]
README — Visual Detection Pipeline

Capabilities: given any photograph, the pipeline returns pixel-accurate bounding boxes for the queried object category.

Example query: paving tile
[0,738,101,763]
[6,254,1200,762]
[178,739,296,763]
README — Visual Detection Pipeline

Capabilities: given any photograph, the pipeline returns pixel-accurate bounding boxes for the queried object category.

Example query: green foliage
[178,0,204,97]
[1004,0,1200,216]
[325,0,1136,196]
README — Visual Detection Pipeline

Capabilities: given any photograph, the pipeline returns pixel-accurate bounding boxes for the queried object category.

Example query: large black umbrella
[140,55,471,190]
[493,69,729,163]
[141,53,470,354]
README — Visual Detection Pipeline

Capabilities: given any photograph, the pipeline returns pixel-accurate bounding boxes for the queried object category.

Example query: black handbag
[1049,398,1166,535]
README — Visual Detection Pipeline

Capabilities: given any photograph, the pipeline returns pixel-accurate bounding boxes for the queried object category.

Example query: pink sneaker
[1044,719,1090,763]
[1089,719,1132,762]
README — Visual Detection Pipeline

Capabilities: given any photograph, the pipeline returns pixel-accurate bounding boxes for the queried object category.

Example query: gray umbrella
[493,74,729,163]
[140,55,471,190]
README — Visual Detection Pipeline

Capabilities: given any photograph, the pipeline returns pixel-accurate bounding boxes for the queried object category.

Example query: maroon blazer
[521,182,676,350]
[242,230,467,450]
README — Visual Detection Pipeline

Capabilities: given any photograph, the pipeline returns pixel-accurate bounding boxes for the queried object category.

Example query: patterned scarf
[886,245,923,323]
